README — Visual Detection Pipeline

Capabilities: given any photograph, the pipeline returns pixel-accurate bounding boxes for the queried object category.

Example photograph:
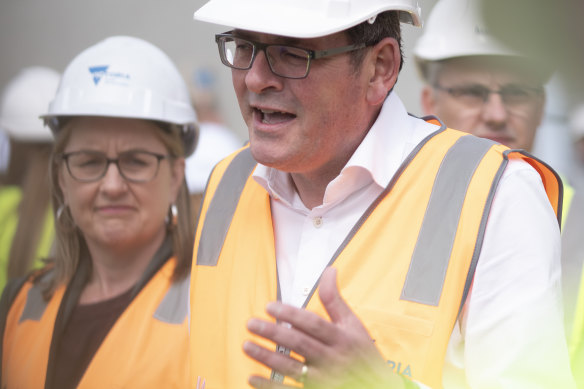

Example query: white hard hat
[43,36,199,156]
[0,66,60,142]
[413,0,517,64]
[413,0,553,82]
[194,0,422,39]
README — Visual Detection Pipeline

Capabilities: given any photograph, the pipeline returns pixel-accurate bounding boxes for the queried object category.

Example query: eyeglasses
[433,83,543,111]
[60,150,170,183]
[215,32,367,79]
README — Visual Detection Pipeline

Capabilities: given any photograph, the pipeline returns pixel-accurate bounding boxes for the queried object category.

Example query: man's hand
[243,267,409,388]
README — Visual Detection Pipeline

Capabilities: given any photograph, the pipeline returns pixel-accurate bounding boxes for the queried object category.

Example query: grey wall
[0,0,437,141]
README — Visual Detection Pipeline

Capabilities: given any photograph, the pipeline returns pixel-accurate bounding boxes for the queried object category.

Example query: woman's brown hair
[4,141,53,279]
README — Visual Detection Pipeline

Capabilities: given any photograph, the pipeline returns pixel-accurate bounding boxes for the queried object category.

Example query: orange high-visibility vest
[2,256,190,389]
[190,126,562,389]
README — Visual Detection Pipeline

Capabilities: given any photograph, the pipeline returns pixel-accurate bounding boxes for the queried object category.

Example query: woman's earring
[56,204,66,222]
[170,204,178,227]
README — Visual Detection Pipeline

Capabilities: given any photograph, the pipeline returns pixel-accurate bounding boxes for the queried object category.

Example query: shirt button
[302,287,311,296]
[313,216,323,228]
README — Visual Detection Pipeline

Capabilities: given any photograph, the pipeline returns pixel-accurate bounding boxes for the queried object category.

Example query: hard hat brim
[194,0,421,39]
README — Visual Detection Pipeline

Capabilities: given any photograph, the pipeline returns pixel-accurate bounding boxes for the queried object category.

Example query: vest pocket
[356,307,434,336]
[356,307,435,379]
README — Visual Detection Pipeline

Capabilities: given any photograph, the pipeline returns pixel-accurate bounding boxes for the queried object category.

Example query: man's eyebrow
[442,83,487,88]
[501,82,544,89]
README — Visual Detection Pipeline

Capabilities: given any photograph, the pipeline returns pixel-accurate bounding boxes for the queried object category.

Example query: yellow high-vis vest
[190,125,562,389]
[2,253,190,388]
[561,186,584,388]
[0,186,54,290]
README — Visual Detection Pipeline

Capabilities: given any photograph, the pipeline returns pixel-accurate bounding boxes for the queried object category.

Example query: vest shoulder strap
[197,148,256,266]
[154,272,190,324]
[0,275,29,384]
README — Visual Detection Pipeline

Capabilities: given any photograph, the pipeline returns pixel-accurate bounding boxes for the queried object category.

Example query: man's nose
[244,50,283,94]
[480,92,509,124]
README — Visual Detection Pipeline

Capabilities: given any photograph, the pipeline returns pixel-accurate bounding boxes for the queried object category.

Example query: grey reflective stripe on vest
[153,273,190,324]
[400,135,495,306]
[18,271,55,323]
[197,136,497,308]
[19,284,48,322]
[197,148,257,266]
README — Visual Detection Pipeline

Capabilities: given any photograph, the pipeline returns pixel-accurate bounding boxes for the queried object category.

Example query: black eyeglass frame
[215,32,368,79]
[432,83,544,104]
[60,150,171,183]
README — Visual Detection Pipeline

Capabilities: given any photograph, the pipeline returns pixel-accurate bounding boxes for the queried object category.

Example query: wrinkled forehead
[433,56,547,87]
[60,116,167,151]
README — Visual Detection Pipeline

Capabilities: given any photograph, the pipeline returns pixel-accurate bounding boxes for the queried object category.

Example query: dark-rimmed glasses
[433,83,543,111]
[60,150,170,183]
[215,32,367,79]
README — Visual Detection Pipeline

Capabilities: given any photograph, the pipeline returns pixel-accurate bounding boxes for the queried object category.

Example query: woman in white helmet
[0,36,198,389]
[0,66,60,291]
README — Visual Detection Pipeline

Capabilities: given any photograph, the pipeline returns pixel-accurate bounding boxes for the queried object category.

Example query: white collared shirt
[253,92,576,388]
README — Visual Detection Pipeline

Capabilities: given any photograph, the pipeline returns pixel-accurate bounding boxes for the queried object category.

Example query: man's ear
[366,37,401,106]
[421,85,437,116]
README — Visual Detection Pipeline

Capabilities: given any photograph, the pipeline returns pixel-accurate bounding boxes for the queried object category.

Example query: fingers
[263,267,365,337]
[245,267,401,389]
[244,340,316,389]
[247,317,328,361]
[262,302,338,348]
[243,340,307,381]
[317,267,348,323]
[318,267,369,332]
[248,375,291,389]
[257,267,368,348]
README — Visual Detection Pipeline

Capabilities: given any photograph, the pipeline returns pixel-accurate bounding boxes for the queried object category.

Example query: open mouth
[255,108,296,124]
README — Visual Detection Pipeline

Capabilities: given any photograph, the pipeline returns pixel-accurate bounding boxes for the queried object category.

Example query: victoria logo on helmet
[89,65,109,85]
[88,65,131,86]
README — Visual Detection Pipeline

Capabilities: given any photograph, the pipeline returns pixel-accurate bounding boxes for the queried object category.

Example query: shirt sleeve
[444,159,576,388]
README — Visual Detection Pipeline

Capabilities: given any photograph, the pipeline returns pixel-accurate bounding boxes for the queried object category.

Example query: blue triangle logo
[88,65,109,85]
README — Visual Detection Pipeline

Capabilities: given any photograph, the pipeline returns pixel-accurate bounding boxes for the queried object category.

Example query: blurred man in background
[0,66,60,290]
[184,67,243,214]
[414,0,583,385]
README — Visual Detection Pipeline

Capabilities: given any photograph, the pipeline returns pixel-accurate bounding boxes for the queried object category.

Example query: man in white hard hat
[189,1,574,388]
[414,0,549,151]
[0,66,60,290]
[414,0,581,386]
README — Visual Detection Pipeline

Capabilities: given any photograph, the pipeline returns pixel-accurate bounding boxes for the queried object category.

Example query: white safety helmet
[0,66,60,142]
[412,0,550,81]
[43,36,199,156]
[194,0,422,39]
